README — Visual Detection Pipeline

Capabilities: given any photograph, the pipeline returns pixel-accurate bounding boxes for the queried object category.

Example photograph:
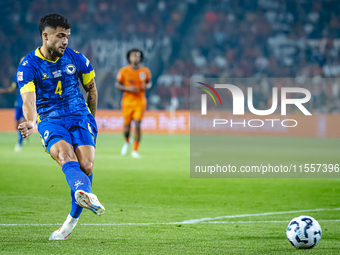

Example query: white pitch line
[203,220,340,224]
[179,207,340,224]
[2,220,340,226]
[1,208,340,226]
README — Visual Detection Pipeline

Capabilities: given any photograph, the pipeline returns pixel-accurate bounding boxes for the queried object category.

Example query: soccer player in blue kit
[17,14,105,240]
[0,57,26,152]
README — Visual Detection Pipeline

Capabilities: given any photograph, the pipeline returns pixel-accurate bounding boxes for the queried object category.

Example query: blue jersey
[11,75,23,107]
[17,47,95,122]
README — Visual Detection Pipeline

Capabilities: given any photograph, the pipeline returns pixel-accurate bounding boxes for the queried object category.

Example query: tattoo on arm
[84,79,97,117]
[84,80,95,92]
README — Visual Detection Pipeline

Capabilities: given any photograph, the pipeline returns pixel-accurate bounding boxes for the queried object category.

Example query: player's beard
[131,61,140,68]
[49,44,65,58]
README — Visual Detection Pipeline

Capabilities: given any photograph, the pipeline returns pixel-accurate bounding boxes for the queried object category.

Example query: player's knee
[57,150,77,165]
[135,121,141,130]
[124,124,130,133]
[79,159,94,176]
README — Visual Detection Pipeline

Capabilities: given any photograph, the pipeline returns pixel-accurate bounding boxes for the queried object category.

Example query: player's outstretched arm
[83,78,97,117]
[19,92,36,138]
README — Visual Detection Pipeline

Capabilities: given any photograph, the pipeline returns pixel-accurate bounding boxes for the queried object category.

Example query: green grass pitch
[0,132,339,254]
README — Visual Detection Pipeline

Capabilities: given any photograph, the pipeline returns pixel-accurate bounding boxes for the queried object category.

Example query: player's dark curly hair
[126,48,144,63]
[39,14,71,36]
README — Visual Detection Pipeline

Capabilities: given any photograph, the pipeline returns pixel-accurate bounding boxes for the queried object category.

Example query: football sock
[70,173,93,218]
[88,173,93,185]
[132,142,139,151]
[62,161,92,193]
[125,137,130,143]
[18,130,23,146]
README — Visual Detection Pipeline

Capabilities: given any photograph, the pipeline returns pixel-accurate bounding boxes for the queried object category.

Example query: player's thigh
[68,114,98,150]
[122,107,134,125]
[123,123,131,133]
[38,120,74,158]
[67,115,97,175]
[50,140,78,167]
[75,145,95,176]
[132,106,145,124]
[134,119,141,130]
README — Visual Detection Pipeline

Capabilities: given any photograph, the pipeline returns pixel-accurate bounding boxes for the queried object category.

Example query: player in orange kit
[115,49,152,158]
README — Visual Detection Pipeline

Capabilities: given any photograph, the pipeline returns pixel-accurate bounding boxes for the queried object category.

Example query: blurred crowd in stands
[1,0,340,113]
[0,0,193,107]
[153,0,340,113]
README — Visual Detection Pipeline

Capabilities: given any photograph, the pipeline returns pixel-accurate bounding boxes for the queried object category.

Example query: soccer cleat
[75,190,105,216]
[121,142,130,156]
[14,144,22,152]
[131,150,141,158]
[49,214,78,241]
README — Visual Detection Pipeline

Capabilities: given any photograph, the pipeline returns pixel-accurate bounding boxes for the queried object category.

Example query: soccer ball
[286,215,322,249]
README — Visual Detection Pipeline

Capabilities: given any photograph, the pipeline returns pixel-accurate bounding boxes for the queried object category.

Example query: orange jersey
[116,65,151,108]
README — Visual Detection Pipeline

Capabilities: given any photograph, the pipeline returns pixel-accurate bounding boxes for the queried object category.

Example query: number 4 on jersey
[55,81,62,95]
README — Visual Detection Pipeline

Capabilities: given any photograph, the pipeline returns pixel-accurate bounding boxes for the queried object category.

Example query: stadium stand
[1,0,340,113]
[153,0,340,112]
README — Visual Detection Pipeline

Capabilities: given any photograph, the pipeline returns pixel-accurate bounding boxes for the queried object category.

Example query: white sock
[65,214,78,225]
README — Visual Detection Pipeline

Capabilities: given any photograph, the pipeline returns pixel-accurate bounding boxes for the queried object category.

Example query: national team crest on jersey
[139,72,146,80]
[66,64,76,74]
[17,72,23,81]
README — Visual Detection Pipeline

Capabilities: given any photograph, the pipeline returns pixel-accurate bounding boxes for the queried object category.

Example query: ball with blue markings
[286,215,322,249]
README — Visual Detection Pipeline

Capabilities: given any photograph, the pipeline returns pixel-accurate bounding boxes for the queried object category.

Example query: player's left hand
[18,121,35,138]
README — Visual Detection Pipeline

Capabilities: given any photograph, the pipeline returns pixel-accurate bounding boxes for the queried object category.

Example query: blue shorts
[15,107,24,121]
[38,114,98,154]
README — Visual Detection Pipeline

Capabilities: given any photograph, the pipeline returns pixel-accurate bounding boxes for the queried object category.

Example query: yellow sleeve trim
[82,70,95,85]
[11,82,17,88]
[20,81,35,95]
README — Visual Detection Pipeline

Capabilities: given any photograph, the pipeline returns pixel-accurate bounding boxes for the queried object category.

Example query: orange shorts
[122,106,145,125]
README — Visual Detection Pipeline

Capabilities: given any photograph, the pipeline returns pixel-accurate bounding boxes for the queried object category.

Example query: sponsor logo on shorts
[44,130,49,140]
